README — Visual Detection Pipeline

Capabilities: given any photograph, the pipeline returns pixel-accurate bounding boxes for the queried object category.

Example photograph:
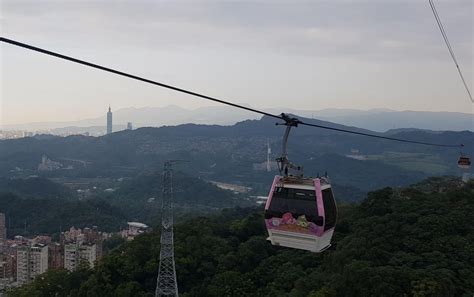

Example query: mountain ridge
[1,115,471,196]
[3,106,472,132]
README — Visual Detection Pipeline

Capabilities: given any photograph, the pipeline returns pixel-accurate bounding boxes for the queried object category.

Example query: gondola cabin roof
[278,176,331,189]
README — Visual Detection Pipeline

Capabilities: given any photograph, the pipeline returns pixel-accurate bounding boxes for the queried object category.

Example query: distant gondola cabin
[458,156,471,169]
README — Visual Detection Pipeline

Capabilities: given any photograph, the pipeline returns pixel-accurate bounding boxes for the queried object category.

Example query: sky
[0,0,473,126]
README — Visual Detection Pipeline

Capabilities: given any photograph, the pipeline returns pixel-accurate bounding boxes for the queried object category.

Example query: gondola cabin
[264,175,337,252]
[458,156,471,169]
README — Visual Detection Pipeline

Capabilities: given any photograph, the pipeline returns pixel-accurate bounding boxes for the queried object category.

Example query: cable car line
[0,37,465,148]
[0,37,281,121]
[298,121,460,147]
[428,0,473,103]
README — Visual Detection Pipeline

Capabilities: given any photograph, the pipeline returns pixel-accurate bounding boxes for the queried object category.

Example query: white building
[64,244,77,272]
[80,244,97,267]
[64,243,97,272]
[37,155,62,171]
[16,244,48,285]
[121,222,149,241]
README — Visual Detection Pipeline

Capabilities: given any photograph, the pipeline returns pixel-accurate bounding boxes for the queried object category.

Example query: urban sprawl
[0,213,149,292]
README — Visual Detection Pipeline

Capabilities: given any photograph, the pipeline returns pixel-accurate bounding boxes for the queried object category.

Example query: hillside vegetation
[0,177,76,200]
[0,172,250,237]
[1,116,471,196]
[100,171,253,226]
[0,192,126,236]
[8,178,474,297]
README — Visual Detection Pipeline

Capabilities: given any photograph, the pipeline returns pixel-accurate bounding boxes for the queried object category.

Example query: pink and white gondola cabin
[264,175,337,252]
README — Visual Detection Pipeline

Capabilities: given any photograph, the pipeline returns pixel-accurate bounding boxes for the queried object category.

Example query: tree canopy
[8,178,474,297]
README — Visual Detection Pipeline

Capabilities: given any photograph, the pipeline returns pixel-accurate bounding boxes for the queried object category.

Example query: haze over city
[1,0,472,127]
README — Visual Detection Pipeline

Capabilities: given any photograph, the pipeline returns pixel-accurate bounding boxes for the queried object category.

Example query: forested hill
[0,172,251,237]
[1,115,472,196]
[2,116,472,169]
[0,177,76,200]
[0,192,127,237]
[9,178,474,297]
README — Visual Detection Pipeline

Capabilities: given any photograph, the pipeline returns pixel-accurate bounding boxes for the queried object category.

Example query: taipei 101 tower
[107,106,113,135]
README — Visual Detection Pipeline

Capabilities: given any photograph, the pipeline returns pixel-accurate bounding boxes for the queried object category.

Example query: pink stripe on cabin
[265,175,280,210]
[314,178,325,236]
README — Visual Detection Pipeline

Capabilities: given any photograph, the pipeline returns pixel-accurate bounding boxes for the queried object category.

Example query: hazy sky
[1,0,473,126]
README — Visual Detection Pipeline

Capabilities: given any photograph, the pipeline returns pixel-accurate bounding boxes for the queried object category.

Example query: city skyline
[0,210,149,290]
[1,1,472,126]
[1,104,472,138]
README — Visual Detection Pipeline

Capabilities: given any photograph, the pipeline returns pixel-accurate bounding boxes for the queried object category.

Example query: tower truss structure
[155,161,179,297]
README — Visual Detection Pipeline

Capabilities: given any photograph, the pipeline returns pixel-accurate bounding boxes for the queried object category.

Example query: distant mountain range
[3,106,472,133]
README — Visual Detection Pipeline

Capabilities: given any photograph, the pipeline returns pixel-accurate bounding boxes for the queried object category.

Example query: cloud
[1,0,472,125]
[305,27,361,45]
[2,1,472,60]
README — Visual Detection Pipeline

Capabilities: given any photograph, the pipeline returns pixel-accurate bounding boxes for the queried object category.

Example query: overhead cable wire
[0,37,281,121]
[0,37,464,148]
[298,121,460,147]
[429,0,473,103]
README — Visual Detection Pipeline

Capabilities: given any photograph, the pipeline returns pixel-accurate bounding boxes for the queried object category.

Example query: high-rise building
[0,213,6,244]
[64,244,77,272]
[16,244,48,285]
[79,244,97,267]
[64,243,97,272]
[0,253,15,280]
[48,243,64,269]
[107,106,113,135]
